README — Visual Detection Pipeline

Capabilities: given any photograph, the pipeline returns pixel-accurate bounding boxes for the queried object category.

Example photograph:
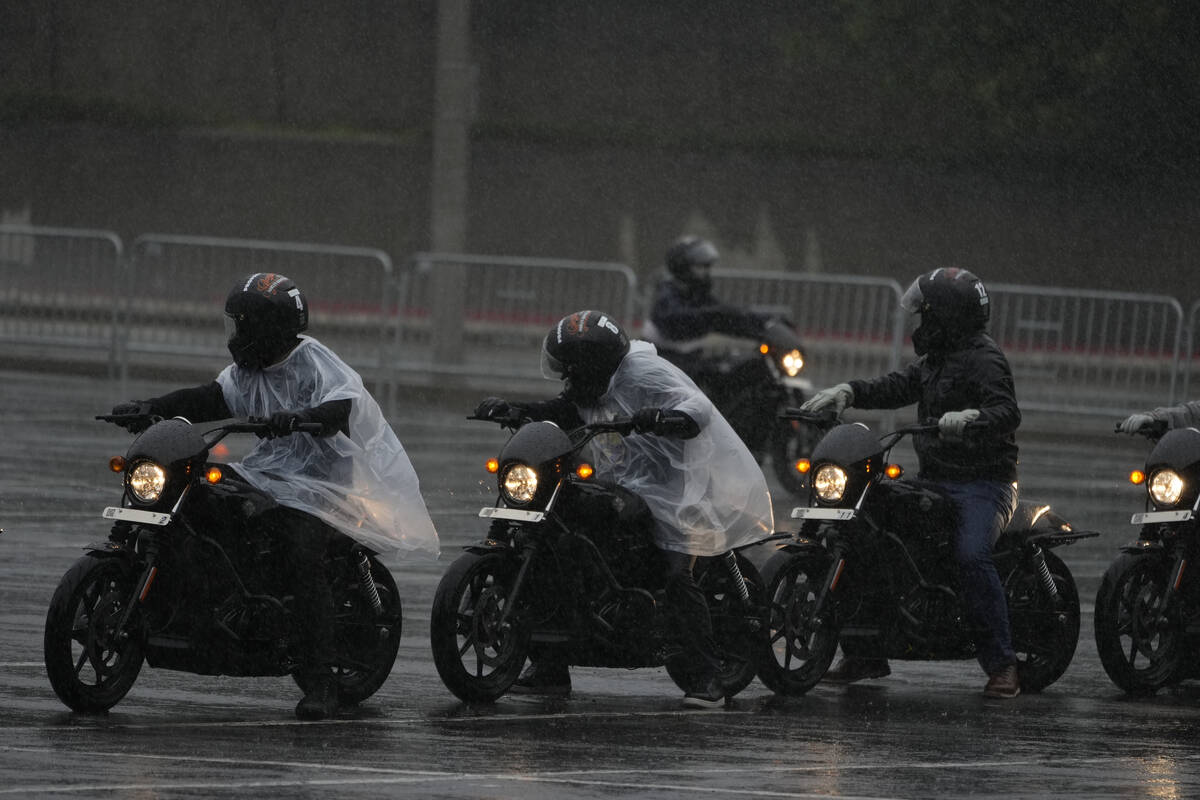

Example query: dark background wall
[1,1,1197,296]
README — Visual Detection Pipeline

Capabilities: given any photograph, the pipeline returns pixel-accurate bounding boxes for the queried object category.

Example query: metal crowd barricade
[124,234,396,401]
[1183,299,1200,401]
[0,224,124,377]
[988,284,1185,415]
[394,253,638,393]
[706,269,906,388]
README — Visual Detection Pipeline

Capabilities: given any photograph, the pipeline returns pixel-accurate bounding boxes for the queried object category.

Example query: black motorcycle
[756,412,1096,696]
[43,414,403,713]
[655,317,818,495]
[1095,419,1200,694]
[429,413,768,703]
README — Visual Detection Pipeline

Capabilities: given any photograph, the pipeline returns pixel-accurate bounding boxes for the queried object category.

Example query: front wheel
[756,549,840,696]
[771,418,822,496]
[430,550,528,703]
[1094,552,1185,695]
[44,555,146,712]
[1006,548,1080,692]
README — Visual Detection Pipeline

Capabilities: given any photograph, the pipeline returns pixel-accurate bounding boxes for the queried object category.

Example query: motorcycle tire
[1094,552,1185,695]
[430,550,528,703]
[44,554,145,712]
[664,553,767,699]
[292,553,403,706]
[1005,548,1080,693]
[756,549,840,696]
[771,419,823,497]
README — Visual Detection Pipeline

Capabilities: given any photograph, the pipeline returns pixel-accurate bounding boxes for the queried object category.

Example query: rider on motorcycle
[474,310,774,708]
[110,272,439,720]
[801,268,1023,699]
[643,235,771,373]
[1118,401,1200,433]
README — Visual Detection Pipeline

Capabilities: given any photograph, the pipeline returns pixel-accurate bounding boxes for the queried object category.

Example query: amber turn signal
[759,343,769,354]
[205,467,223,484]
[108,456,126,473]
[1129,469,1146,485]
[886,464,903,479]
[576,463,594,479]
[486,458,500,474]
[795,459,811,474]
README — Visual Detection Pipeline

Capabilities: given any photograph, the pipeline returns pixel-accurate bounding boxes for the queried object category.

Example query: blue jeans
[935,479,1020,676]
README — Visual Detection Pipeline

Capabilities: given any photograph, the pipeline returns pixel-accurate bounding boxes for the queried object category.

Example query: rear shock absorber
[724,551,751,604]
[355,549,384,615]
[1031,546,1059,599]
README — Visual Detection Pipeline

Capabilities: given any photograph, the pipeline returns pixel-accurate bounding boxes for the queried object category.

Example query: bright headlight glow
[501,463,539,504]
[1149,469,1185,506]
[781,349,804,377]
[813,464,847,502]
[129,461,167,503]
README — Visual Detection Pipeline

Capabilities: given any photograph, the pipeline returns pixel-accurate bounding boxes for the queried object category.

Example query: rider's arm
[847,362,923,410]
[512,392,585,430]
[1152,400,1200,429]
[147,381,232,421]
[298,398,352,437]
[651,282,765,341]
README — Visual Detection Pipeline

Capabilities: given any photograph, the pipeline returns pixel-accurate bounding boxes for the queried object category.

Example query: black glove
[257,410,306,439]
[109,400,154,432]
[632,407,665,434]
[474,396,510,420]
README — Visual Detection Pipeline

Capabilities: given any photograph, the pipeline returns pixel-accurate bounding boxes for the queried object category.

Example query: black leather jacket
[649,278,767,343]
[848,332,1020,483]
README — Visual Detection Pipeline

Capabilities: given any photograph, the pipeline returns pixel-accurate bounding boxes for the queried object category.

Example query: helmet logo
[246,272,288,295]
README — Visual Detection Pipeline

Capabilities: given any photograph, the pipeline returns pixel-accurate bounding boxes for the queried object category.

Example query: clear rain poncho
[216,336,439,559]
[577,340,774,556]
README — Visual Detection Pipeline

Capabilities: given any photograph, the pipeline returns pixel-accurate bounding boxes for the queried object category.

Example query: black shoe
[983,664,1021,699]
[822,657,891,684]
[682,678,725,710]
[295,673,338,721]
[510,661,572,696]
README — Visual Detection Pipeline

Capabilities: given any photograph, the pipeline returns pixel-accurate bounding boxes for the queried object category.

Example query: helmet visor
[900,279,925,315]
[540,341,566,381]
[223,313,238,343]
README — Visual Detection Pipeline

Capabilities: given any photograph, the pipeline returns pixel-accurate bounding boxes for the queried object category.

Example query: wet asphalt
[3,368,1200,799]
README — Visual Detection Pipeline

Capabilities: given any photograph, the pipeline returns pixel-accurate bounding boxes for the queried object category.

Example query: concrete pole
[430,0,475,366]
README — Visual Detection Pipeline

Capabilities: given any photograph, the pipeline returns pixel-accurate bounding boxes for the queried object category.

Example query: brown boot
[822,657,890,684]
[983,664,1021,699]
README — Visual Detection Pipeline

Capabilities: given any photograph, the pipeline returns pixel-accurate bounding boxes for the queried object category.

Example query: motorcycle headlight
[780,349,804,377]
[128,461,167,503]
[1149,469,1185,507]
[813,464,847,503]
[501,463,539,505]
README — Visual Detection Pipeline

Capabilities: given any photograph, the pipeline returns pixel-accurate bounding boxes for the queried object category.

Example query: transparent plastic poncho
[577,340,774,556]
[216,336,439,559]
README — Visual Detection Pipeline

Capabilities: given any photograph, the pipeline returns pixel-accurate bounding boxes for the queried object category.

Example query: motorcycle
[649,317,818,495]
[429,412,768,703]
[756,411,1096,696]
[43,413,403,713]
[1095,419,1200,694]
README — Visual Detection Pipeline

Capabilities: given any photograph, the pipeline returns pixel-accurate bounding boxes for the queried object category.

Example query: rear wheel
[293,553,403,706]
[1094,552,1184,695]
[665,553,767,699]
[756,549,839,696]
[44,555,145,712]
[430,551,528,703]
[1006,549,1079,692]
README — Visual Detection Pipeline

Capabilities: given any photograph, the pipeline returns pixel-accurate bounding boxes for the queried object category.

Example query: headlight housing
[1149,469,1185,507]
[128,461,167,504]
[501,463,539,505]
[812,464,847,503]
[780,349,804,377]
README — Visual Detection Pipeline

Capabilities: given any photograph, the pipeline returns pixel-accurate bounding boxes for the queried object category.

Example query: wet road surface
[3,369,1199,799]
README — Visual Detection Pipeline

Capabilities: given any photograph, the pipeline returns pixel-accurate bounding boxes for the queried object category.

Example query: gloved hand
[109,400,154,432]
[261,410,305,439]
[473,396,510,420]
[800,383,854,414]
[938,408,981,440]
[632,407,665,435]
[1117,412,1156,435]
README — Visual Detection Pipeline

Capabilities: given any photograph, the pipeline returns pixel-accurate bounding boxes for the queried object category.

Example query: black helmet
[665,235,718,292]
[541,310,630,405]
[901,268,989,355]
[224,272,309,369]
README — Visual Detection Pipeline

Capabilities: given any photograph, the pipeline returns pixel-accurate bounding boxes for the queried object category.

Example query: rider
[800,267,1023,699]
[1118,401,1200,433]
[110,272,439,720]
[644,235,771,374]
[473,310,774,709]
